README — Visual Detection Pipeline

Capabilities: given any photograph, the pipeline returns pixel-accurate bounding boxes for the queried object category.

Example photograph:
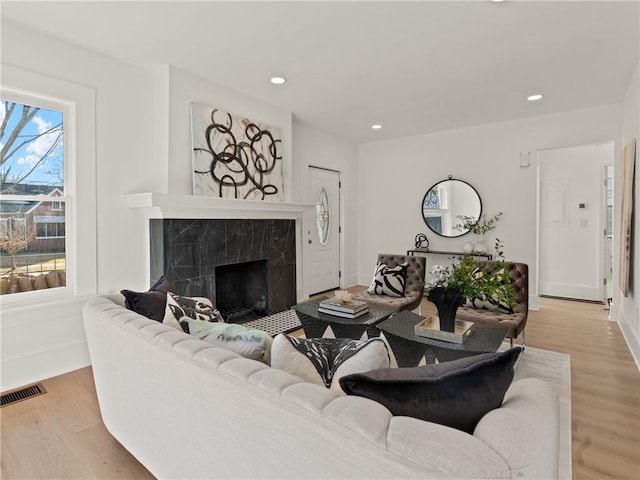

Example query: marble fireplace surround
[125,193,315,311]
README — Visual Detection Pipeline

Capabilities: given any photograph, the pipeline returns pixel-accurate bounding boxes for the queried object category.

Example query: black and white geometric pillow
[271,335,390,393]
[367,262,408,297]
[163,292,223,332]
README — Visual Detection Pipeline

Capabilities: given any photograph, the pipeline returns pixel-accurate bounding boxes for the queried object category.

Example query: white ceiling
[2,1,638,143]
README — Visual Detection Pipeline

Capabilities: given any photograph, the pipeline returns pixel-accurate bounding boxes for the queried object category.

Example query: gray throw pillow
[339,347,521,433]
[187,319,273,364]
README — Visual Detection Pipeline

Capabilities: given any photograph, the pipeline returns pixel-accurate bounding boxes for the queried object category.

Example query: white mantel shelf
[123,192,315,219]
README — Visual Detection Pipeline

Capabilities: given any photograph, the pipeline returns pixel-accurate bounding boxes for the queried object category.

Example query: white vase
[474,236,487,254]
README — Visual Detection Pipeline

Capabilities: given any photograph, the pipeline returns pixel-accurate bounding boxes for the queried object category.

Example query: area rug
[502,344,572,480]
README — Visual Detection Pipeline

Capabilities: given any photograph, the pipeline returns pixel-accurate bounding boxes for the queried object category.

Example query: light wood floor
[1,295,639,479]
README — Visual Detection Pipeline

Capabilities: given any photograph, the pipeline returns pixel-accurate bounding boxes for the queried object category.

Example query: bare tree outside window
[0,98,66,295]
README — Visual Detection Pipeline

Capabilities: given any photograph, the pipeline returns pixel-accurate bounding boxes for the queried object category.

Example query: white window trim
[0,65,96,310]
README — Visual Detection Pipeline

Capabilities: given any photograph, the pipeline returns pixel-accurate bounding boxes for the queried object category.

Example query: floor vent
[1,383,47,407]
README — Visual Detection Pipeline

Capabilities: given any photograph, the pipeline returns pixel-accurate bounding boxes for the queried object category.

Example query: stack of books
[318,298,369,318]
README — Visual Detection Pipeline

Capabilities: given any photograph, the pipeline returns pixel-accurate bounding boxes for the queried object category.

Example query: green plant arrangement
[454,211,503,235]
[425,239,517,327]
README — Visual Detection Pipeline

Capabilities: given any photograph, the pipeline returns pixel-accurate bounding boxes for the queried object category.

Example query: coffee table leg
[331,323,367,340]
[298,314,328,338]
[365,325,382,338]
[383,332,427,367]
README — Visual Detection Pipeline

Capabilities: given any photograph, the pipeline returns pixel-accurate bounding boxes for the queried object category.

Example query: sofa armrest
[473,378,560,479]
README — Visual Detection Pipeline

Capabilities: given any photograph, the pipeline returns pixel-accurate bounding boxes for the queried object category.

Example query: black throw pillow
[121,290,169,322]
[339,347,521,434]
[121,276,176,322]
[149,275,175,294]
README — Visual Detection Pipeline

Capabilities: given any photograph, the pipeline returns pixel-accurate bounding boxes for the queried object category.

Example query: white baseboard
[539,282,600,301]
[1,341,91,392]
[618,310,640,371]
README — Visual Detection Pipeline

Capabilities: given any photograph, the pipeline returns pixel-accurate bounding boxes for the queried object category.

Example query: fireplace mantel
[124,192,314,219]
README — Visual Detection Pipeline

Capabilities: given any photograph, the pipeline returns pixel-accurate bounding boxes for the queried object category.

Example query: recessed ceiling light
[270,76,286,85]
[491,0,505,3]
[371,124,383,130]
[527,94,543,101]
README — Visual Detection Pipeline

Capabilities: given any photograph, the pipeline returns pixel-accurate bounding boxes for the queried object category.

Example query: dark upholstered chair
[455,261,529,346]
[353,253,426,312]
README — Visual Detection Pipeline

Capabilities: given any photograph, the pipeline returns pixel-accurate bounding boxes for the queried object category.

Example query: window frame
[0,65,97,309]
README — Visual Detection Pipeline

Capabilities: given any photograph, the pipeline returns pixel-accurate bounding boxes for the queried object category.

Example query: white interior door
[538,143,614,301]
[307,167,340,295]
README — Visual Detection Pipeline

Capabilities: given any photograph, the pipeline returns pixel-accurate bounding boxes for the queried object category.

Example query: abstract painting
[191,103,283,201]
[619,139,636,296]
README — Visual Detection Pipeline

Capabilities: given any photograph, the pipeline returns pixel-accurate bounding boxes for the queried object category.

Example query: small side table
[377,310,508,367]
[292,297,397,339]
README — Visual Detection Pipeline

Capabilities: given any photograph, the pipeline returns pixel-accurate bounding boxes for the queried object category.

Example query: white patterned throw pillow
[162,292,223,332]
[271,334,390,394]
[367,262,408,297]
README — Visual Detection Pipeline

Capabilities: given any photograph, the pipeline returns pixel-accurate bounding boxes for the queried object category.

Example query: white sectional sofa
[83,294,561,479]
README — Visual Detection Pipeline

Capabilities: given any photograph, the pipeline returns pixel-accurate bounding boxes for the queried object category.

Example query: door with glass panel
[307,166,340,295]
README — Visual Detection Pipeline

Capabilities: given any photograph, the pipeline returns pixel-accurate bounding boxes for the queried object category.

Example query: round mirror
[421,178,482,237]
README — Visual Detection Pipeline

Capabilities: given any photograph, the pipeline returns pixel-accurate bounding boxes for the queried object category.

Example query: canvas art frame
[619,139,636,297]
[191,103,284,201]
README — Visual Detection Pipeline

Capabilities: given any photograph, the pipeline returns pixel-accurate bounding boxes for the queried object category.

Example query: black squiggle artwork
[191,105,283,200]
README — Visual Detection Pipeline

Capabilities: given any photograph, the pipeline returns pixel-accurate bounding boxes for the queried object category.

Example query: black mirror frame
[421,177,483,238]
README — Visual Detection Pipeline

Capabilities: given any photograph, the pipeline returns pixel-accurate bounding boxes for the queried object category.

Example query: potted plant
[425,240,516,332]
[454,212,503,253]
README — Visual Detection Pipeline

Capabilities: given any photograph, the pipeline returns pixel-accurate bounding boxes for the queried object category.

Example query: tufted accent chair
[353,254,426,312]
[456,261,529,345]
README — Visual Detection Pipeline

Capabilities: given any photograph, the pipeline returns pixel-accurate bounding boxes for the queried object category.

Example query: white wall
[618,62,640,366]
[357,103,623,310]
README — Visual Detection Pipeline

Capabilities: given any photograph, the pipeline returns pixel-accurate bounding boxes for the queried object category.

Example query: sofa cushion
[367,262,407,297]
[186,319,273,364]
[339,347,521,433]
[271,335,390,393]
[121,289,168,321]
[163,293,222,332]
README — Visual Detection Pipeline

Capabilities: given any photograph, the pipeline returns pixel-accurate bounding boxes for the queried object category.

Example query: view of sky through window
[0,100,64,192]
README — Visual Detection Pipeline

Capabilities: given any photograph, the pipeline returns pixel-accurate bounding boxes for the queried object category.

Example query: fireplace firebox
[215,260,267,323]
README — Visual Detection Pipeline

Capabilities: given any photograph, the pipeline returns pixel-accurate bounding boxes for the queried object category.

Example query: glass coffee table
[292,297,397,339]
[377,310,508,367]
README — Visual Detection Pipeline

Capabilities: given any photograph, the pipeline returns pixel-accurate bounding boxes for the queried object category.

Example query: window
[35,220,65,239]
[1,94,68,296]
[0,65,97,308]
